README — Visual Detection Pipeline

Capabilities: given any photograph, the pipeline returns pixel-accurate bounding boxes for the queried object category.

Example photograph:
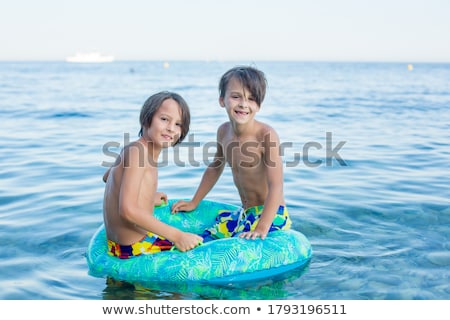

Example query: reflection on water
[102,263,311,300]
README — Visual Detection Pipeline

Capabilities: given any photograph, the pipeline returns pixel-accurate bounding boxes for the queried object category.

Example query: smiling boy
[172,66,291,240]
[103,92,203,258]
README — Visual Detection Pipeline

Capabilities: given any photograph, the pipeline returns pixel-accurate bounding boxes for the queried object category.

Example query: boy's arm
[119,145,202,251]
[191,151,226,205]
[102,167,111,183]
[103,154,121,182]
[171,140,225,213]
[154,191,168,206]
[241,129,284,240]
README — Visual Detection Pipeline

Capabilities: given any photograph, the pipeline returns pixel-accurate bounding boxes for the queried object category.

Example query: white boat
[66,52,114,63]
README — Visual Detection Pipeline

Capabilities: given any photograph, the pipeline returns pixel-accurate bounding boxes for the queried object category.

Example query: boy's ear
[219,97,225,108]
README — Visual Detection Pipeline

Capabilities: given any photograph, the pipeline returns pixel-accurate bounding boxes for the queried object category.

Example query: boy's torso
[219,121,272,208]
[103,143,158,245]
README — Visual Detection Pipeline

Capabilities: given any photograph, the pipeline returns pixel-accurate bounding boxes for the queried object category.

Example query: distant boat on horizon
[65,52,114,63]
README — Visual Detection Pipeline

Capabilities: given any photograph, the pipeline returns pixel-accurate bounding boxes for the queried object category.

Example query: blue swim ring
[86,199,312,285]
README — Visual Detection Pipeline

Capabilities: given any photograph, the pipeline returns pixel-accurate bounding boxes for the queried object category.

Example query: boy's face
[220,77,260,124]
[144,98,182,148]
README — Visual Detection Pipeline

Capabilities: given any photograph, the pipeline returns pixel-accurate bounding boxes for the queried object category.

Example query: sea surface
[0,61,449,300]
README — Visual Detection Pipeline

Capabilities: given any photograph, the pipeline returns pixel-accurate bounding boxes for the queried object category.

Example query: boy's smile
[161,133,175,141]
[234,109,250,117]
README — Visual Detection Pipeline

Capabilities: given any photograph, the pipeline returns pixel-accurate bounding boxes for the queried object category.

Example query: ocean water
[0,61,449,300]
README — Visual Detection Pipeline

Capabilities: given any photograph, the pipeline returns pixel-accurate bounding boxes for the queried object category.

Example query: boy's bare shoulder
[217,121,231,136]
[115,140,147,168]
[217,121,230,130]
[255,120,279,139]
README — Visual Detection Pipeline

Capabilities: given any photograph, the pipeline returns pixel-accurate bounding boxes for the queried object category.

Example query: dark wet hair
[138,91,190,146]
[218,66,267,106]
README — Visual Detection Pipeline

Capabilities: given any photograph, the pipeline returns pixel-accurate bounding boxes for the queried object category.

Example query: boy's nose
[167,122,175,132]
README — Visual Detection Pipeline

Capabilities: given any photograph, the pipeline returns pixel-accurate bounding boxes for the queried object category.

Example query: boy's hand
[173,232,203,252]
[154,192,168,206]
[239,229,268,240]
[171,200,197,214]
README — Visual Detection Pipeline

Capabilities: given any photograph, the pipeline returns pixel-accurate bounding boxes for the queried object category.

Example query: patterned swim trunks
[107,232,173,259]
[200,205,292,242]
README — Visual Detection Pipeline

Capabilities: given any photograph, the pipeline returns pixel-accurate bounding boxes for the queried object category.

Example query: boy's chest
[222,137,264,168]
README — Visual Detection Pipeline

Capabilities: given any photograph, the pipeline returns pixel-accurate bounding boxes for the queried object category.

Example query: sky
[1,0,449,62]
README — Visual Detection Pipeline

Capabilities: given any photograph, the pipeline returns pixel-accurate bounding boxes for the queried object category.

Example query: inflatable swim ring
[87,199,312,285]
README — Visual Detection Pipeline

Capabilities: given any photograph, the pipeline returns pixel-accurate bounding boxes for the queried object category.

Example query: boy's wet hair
[219,66,267,106]
[138,91,190,146]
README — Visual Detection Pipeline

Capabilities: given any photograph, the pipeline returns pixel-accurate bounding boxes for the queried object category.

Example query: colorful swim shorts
[200,205,292,242]
[107,232,173,259]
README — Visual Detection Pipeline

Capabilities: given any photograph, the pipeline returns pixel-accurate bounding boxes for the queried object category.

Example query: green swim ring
[86,199,312,285]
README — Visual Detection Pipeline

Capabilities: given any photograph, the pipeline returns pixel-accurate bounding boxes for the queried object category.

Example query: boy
[103,91,203,258]
[172,66,291,240]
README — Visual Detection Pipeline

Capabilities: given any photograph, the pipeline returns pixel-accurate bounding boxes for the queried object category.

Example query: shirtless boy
[103,91,203,258]
[172,66,291,240]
